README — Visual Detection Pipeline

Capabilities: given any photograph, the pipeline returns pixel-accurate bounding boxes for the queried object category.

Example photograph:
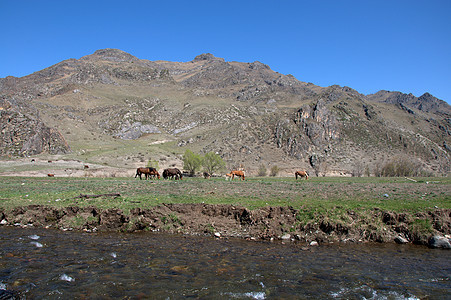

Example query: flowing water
[0,226,450,299]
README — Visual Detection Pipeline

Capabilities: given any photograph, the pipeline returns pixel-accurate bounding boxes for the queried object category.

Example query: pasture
[0,176,449,214]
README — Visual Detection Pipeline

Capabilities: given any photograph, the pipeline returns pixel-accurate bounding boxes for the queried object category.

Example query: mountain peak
[193,53,225,62]
[419,92,434,101]
[367,90,450,114]
[82,48,139,63]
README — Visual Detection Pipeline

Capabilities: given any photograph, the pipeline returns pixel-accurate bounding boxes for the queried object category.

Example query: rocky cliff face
[0,49,449,175]
[274,100,339,158]
[0,97,70,157]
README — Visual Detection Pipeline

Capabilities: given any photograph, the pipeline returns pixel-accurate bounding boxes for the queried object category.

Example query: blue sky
[1,0,450,103]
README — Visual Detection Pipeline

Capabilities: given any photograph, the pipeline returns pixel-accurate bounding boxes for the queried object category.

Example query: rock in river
[394,236,409,244]
[428,235,451,249]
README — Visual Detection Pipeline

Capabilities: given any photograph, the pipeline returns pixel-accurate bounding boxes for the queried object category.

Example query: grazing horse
[135,167,160,180]
[230,170,245,180]
[163,168,183,180]
[146,168,160,179]
[295,170,309,180]
[225,173,232,180]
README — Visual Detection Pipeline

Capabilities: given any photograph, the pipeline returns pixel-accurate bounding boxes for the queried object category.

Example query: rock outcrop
[0,98,70,156]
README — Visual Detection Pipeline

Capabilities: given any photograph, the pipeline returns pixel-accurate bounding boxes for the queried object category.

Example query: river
[0,226,449,299]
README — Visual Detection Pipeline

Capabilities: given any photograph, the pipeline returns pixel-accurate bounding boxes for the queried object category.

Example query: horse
[230,170,245,180]
[146,168,160,179]
[225,173,232,180]
[135,167,148,180]
[295,170,309,180]
[203,172,211,179]
[135,167,160,180]
[163,168,183,180]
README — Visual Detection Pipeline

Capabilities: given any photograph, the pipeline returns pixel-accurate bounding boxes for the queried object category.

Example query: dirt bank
[1,204,450,247]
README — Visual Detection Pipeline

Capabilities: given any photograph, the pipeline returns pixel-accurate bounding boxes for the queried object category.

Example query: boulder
[428,235,451,249]
[281,233,291,240]
[394,236,409,244]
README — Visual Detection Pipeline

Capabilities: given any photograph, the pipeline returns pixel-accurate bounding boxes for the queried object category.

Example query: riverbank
[0,176,449,248]
[1,203,450,248]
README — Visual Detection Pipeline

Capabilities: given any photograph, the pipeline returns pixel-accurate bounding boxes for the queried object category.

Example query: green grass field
[0,176,449,214]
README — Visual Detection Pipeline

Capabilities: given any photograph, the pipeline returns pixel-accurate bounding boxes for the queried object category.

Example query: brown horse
[203,172,211,179]
[147,168,160,179]
[135,167,160,180]
[163,168,183,180]
[295,170,309,180]
[231,170,245,180]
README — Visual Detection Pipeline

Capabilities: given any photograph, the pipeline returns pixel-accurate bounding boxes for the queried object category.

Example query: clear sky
[1,0,450,103]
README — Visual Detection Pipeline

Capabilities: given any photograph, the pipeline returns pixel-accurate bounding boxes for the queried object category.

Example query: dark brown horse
[230,170,245,180]
[203,172,211,179]
[135,167,160,180]
[295,170,309,180]
[147,168,160,179]
[163,168,183,180]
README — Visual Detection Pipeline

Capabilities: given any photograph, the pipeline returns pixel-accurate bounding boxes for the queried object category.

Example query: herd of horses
[135,167,309,181]
[135,167,183,180]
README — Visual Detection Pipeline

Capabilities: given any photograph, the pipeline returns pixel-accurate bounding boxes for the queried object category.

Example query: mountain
[0,49,449,176]
[367,90,451,115]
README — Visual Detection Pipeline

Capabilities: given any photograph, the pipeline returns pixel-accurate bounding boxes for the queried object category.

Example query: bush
[364,165,371,177]
[270,165,279,177]
[257,164,267,177]
[379,156,423,177]
[351,162,364,177]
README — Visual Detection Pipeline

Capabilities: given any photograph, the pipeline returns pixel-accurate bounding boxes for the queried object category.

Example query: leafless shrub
[351,162,364,177]
[364,165,371,177]
[270,165,279,177]
[257,164,267,177]
[374,161,383,177]
[380,156,423,177]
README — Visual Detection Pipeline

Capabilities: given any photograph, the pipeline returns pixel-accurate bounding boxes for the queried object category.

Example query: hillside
[0,49,449,176]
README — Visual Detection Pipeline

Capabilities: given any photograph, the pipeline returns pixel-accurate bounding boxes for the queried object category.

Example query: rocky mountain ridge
[0,49,449,176]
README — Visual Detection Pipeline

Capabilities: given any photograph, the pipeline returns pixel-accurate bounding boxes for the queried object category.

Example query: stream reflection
[0,226,450,299]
